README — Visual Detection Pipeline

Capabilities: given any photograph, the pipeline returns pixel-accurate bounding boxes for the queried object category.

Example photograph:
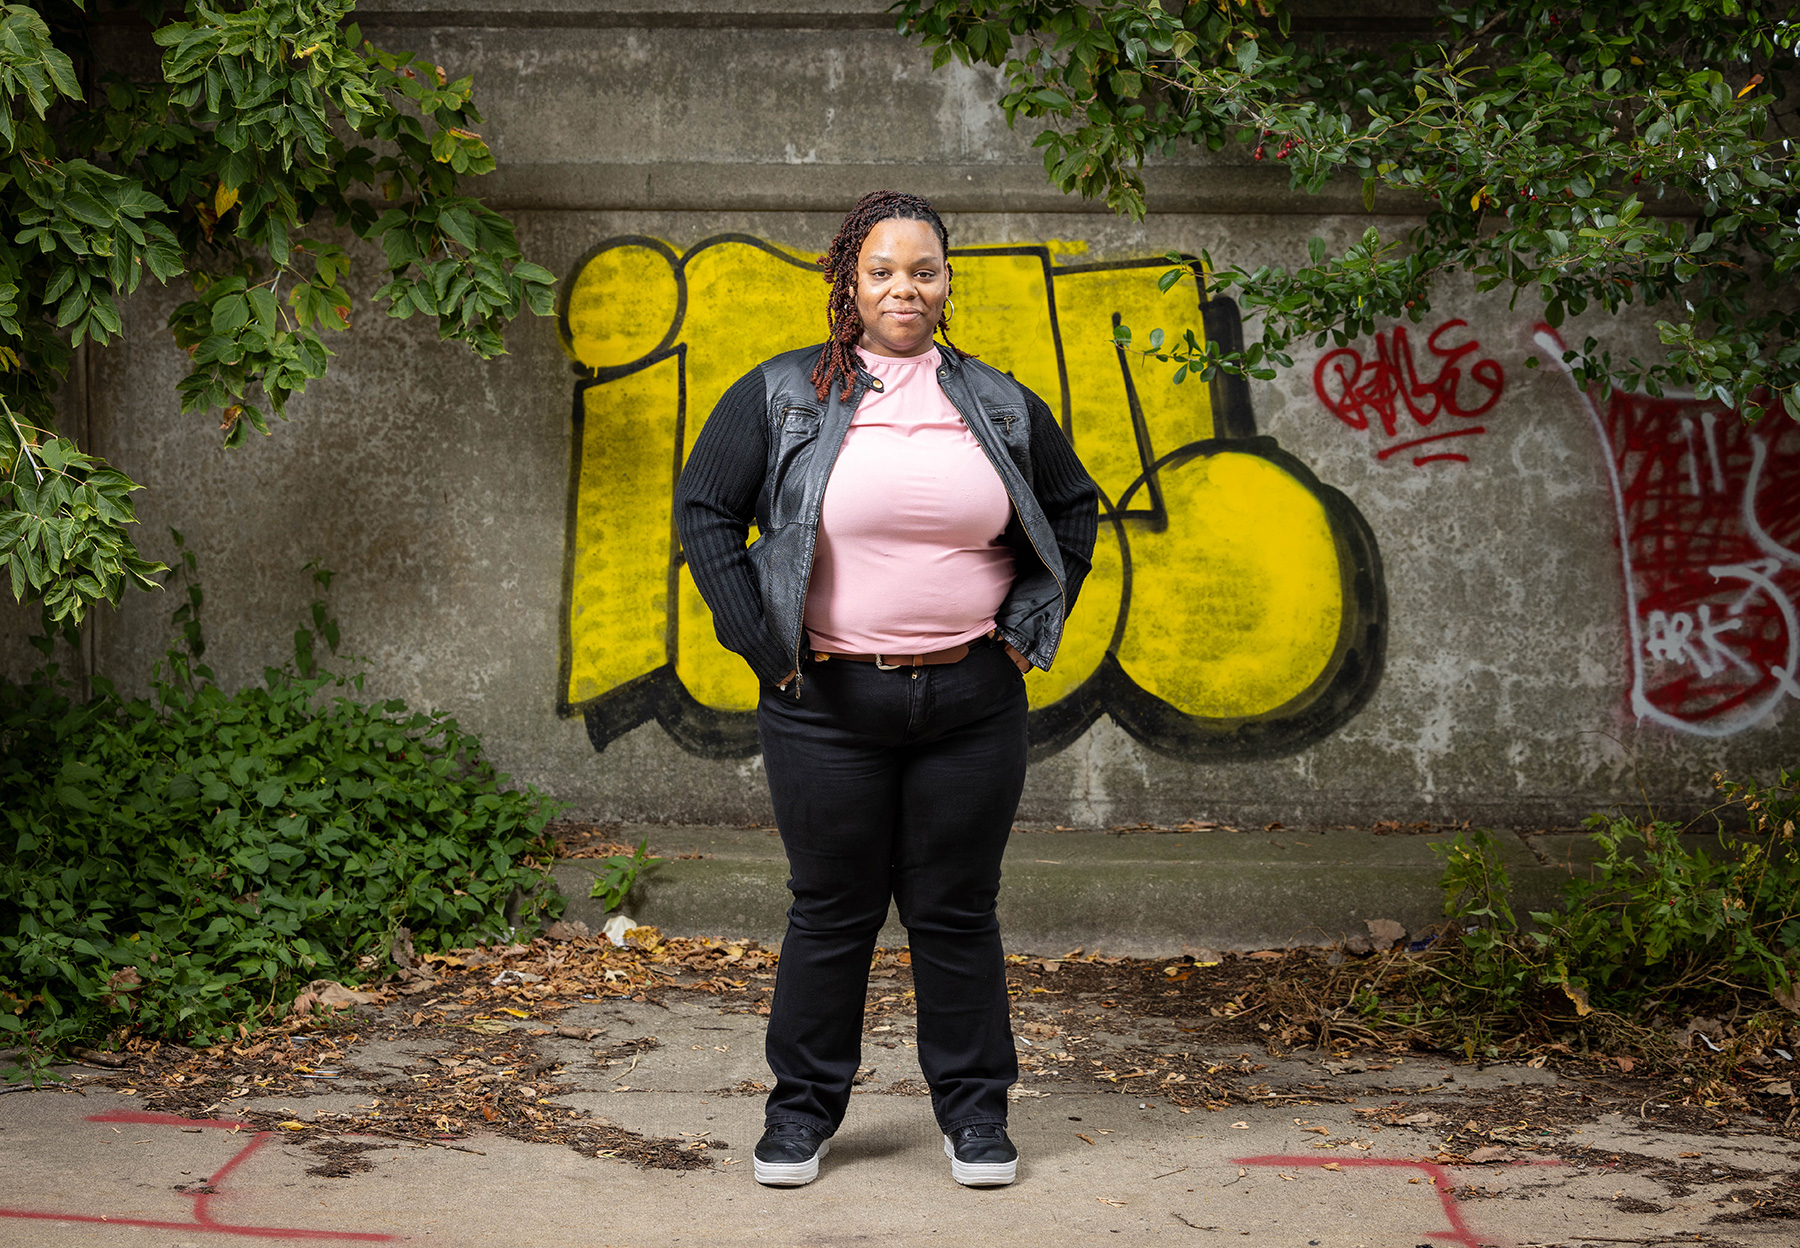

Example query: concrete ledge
[550,824,1577,957]
[1524,828,1756,879]
[468,161,1420,216]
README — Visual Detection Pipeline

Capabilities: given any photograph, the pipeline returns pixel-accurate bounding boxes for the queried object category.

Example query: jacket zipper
[936,364,1067,665]
[783,380,869,696]
[788,525,817,697]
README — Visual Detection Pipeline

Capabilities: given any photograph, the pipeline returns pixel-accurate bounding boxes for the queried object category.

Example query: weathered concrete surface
[551,825,1576,956]
[4,993,1795,1247]
[5,0,1795,834]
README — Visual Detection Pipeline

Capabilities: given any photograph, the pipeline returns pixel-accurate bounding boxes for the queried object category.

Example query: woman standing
[674,190,1098,1188]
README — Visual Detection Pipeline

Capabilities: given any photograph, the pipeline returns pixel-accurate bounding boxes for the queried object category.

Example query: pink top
[803,345,1017,654]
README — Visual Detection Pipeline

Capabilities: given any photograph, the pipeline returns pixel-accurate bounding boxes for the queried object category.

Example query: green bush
[1541,775,1800,1014]
[1428,770,1800,1042]
[0,546,562,1078]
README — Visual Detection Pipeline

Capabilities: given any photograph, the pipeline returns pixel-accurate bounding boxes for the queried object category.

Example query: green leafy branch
[146,0,553,427]
[0,0,556,622]
[0,396,164,623]
[0,4,80,152]
[895,0,1800,416]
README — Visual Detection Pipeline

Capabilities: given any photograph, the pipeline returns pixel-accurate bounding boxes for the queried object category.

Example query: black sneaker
[753,1121,830,1186]
[943,1124,1018,1186]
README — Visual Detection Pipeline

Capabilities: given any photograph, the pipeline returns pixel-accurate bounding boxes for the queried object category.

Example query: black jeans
[757,635,1028,1136]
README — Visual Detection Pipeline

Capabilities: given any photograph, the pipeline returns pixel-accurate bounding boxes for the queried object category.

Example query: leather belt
[812,644,972,670]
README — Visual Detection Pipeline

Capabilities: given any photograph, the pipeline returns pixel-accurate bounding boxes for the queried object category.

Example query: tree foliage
[1,0,554,623]
[895,1,1800,416]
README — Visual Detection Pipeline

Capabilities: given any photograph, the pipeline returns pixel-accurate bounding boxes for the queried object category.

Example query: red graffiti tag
[1537,327,1800,735]
[1314,319,1505,466]
[0,1109,394,1241]
[1234,1153,1563,1248]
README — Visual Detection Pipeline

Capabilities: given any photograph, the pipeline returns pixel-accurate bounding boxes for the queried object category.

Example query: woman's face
[854,217,949,358]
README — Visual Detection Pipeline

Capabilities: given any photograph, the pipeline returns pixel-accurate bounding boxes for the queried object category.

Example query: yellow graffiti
[560,235,1377,757]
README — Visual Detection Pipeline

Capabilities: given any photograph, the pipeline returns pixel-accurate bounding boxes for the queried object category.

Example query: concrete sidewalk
[5,988,1795,1248]
[552,824,1620,955]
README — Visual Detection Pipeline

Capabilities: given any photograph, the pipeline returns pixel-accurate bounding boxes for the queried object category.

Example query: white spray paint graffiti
[1536,328,1800,736]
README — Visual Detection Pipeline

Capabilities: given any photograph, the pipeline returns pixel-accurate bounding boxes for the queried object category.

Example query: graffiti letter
[560,238,1388,760]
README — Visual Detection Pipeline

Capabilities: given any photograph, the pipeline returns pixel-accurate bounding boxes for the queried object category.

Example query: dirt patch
[882,1079,931,1096]
[76,1021,716,1172]
[1711,1182,1800,1222]
[542,818,635,860]
[707,1079,769,1097]
[305,1140,389,1178]
[545,819,713,861]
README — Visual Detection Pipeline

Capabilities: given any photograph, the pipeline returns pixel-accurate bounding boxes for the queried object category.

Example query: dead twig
[1170,1212,1220,1230]
[0,1080,66,1095]
[343,1123,486,1156]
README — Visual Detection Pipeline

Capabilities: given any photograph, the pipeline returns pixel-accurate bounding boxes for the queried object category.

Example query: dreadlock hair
[810,190,963,402]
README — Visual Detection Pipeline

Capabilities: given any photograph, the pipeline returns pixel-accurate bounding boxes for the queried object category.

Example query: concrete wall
[8,0,1796,828]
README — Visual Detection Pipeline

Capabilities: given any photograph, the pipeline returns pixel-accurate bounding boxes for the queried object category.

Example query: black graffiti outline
[557,237,1386,760]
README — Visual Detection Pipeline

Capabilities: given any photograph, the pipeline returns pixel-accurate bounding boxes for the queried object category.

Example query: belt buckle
[874,654,902,671]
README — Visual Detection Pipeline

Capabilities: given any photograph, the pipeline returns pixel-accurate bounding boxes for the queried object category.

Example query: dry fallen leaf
[1679,1151,1703,1159]
[287,979,375,1017]
[1321,1162,1342,1172]
[1230,1121,1251,1130]
[1303,1126,1329,1135]
[1096,1198,1127,1208]
[1076,1133,1096,1145]
[1278,1173,1295,1181]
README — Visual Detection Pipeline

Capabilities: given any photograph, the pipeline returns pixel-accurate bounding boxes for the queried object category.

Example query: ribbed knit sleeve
[673,368,796,686]
[1021,387,1100,619]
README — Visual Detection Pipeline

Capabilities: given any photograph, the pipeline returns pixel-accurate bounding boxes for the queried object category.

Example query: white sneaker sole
[944,1134,1017,1186]
[754,1137,828,1186]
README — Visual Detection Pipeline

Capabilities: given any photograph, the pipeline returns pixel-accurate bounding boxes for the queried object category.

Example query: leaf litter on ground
[59,930,1799,1176]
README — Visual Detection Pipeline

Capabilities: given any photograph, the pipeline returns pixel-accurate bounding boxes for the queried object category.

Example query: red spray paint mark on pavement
[1314,319,1505,466]
[0,1111,395,1241]
[87,1108,254,1130]
[1234,1153,1562,1248]
[1536,326,1800,735]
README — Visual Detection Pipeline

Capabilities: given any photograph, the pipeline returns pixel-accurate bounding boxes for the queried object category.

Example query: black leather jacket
[675,343,1099,690]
